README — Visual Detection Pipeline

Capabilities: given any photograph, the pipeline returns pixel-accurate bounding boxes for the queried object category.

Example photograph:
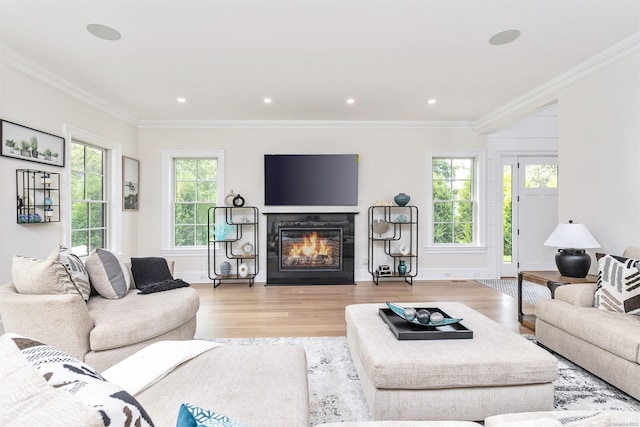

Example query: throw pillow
[57,245,91,301]
[11,335,154,427]
[131,257,173,290]
[0,334,103,427]
[11,250,81,298]
[594,254,640,314]
[177,403,246,427]
[85,248,131,299]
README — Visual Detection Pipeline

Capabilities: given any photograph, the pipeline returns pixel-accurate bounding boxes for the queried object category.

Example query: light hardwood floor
[191,280,535,339]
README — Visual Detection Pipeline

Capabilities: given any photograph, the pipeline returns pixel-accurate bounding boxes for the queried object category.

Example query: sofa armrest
[0,283,93,360]
[554,283,598,307]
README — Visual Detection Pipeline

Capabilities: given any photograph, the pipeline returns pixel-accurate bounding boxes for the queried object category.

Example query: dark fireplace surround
[265,212,356,285]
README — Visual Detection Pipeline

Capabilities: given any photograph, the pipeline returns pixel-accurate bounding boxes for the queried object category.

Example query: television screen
[264,154,358,206]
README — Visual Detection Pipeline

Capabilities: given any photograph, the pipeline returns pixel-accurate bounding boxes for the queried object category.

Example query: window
[70,140,107,255]
[428,152,484,249]
[162,150,224,253]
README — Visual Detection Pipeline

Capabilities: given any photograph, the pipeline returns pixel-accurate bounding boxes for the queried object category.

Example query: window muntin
[173,158,218,247]
[71,141,107,255]
[432,157,475,245]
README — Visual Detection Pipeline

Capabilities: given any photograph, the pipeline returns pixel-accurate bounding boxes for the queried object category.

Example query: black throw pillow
[131,257,173,290]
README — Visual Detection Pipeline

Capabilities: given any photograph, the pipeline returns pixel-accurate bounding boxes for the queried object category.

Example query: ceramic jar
[394,193,410,207]
[397,260,407,275]
[220,261,231,276]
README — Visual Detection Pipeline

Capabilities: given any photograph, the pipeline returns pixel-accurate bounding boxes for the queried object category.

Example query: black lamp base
[555,249,591,278]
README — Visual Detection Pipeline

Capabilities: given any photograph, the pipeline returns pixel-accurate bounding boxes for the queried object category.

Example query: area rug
[211,336,640,425]
[477,278,552,306]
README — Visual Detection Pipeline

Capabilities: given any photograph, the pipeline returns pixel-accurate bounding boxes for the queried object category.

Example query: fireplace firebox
[265,212,356,285]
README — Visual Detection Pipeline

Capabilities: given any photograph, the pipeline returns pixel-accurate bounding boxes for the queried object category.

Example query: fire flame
[288,231,331,260]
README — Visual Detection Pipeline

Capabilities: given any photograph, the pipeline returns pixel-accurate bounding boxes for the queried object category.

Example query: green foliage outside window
[174,158,218,247]
[71,142,106,255]
[503,165,513,261]
[432,158,474,244]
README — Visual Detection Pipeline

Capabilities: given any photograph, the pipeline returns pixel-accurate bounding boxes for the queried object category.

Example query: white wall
[557,51,640,260]
[137,126,488,282]
[0,63,139,283]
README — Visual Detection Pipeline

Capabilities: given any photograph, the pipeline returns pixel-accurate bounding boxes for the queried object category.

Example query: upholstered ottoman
[346,303,557,421]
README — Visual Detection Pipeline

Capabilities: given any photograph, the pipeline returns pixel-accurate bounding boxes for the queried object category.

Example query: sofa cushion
[131,257,173,290]
[85,249,131,299]
[87,287,200,351]
[57,245,91,301]
[136,345,309,427]
[536,299,640,363]
[594,254,640,314]
[0,334,103,427]
[11,250,83,299]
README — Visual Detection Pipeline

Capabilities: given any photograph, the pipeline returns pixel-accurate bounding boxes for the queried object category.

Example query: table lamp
[543,220,600,278]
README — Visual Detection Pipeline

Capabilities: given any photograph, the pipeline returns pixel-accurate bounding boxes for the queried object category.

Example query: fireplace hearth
[265,212,357,285]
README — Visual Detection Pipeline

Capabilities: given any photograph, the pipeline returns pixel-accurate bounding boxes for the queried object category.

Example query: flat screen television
[264,154,358,206]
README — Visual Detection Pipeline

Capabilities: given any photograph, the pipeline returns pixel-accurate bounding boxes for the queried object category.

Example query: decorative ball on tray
[385,302,462,327]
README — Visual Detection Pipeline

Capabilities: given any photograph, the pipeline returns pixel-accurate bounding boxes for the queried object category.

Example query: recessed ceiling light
[86,23,121,41]
[177,97,186,103]
[489,29,521,46]
[428,99,437,105]
[346,98,355,104]
[264,98,272,104]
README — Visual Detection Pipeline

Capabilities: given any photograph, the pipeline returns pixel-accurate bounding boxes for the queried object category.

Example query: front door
[517,156,558,272]
[501,156,559,277]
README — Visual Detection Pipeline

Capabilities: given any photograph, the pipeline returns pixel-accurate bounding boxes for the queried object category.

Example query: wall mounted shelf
[16,169,60,224]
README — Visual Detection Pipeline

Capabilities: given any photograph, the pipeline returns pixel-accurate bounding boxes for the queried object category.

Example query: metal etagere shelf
[367,205,418,285]
[16,169,60,224]
[207,206,259,288]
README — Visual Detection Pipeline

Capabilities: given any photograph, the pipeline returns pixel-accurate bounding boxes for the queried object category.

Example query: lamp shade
[544,221,600,249]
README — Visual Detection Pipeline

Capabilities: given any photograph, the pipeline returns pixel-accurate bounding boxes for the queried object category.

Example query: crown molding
[0,46,139,126]
[475,32,640,134]
[137,119,474,130]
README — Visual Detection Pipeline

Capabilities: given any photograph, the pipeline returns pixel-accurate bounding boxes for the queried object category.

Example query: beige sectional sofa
[535,246,640,401]
[0,282,199,372]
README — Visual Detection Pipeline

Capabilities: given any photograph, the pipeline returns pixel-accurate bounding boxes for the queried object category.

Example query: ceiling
[0,0,638,124]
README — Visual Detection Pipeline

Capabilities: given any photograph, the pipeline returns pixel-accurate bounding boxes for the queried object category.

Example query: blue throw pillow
[176,403,246,427]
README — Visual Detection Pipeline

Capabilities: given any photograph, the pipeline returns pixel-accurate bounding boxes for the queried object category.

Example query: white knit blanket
[102,340,220,395]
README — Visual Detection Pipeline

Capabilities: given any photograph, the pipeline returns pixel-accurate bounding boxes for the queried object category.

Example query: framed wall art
[122,156,139,211]
[1,120,65,167]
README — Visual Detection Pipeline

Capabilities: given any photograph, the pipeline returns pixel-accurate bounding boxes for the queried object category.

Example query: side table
[518,271,597,329]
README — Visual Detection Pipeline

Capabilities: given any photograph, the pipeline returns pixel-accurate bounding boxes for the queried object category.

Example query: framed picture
[1,119,65,167]
[122,156,139,211]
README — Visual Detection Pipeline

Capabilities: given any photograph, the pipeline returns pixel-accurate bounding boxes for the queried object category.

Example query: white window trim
[161,149,225,257]
[63,125,122,255]
[425,150,486,254]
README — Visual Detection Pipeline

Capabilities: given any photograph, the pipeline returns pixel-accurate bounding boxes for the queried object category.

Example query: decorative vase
[233,194,245,207]
[44,197,53,206]
[397,260,407,275]
[394,193,410,207]
[225,190,237,207]
[220,261,231,276]
[238,263,249,278]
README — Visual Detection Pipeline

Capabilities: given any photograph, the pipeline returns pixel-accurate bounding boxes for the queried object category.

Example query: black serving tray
[379,307,473,340]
